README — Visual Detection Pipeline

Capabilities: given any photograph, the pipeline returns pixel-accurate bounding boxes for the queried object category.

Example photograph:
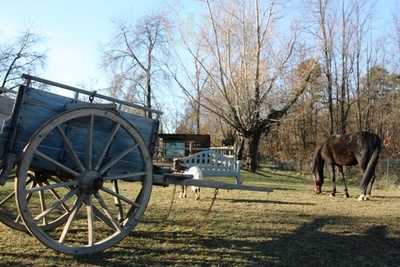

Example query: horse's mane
[311,145,323,174]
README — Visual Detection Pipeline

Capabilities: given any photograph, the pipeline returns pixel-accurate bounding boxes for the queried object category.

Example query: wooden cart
[0,74,272,255]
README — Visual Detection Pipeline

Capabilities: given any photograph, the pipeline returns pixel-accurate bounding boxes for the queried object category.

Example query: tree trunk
[195,93,201,134]
[1,53,21,89]
[245,131,262,173]
[145,74,152,119]
[236,137,245,160]
[146,48,152,119]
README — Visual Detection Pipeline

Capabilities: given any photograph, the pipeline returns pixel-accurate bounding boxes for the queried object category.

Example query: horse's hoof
[357,194,365,201]
[329,193,335,197]
[344,194,350,198]
[364,195,370,200]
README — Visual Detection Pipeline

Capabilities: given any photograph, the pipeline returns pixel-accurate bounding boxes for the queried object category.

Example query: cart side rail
[22,74,162,118]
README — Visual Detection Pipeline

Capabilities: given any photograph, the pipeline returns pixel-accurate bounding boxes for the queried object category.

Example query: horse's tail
[360,136,381,192]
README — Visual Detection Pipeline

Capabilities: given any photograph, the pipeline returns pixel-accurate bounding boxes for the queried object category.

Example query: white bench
[178,149,241,184]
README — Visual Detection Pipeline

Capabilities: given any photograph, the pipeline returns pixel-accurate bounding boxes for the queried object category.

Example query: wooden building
[158,134,210,161]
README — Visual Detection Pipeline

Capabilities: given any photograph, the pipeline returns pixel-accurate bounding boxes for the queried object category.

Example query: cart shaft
[153,174,273,192]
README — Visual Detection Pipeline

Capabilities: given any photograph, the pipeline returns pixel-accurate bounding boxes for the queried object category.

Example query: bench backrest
[179,149,241,184]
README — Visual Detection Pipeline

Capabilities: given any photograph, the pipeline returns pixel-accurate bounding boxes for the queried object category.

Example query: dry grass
[0,166,399,266]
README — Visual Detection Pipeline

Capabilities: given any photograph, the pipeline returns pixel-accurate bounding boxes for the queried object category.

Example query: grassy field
[0,166,399,266]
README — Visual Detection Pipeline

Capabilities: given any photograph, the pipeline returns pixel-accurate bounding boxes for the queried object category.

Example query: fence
[375,158,400,186]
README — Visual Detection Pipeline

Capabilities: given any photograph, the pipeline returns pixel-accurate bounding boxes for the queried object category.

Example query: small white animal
[181,166,203,200]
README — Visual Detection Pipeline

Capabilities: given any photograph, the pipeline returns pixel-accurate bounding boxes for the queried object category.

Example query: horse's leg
[366,174,376,199]
[357,167,368,201]
[357,152,369,201]
[330,164,336,197]
[338,166,349,198]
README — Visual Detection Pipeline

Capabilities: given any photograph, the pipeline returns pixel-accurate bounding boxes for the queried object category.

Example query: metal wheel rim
[16,108,153,255]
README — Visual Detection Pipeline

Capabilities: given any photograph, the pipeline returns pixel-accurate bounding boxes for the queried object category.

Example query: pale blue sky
[0,0,200,88]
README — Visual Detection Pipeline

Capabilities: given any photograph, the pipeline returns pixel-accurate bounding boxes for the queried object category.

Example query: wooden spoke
[87,114,94,170]
[99,144,139,175]
[28,180,77,193]
[35,150,80,177]
[16,183,35,224]
[94,193,121,232]
[120,188,145,225]
[44,181,71,212]
[103,172,146,182]
[112,180,124,222]
[95,123,120,171]
[86,196,94,246]
[24,181,37,211]
[59,196,82,243]
[34,188,78,221]
[57,126,85,172]
[0,178,34,206]
[25,181,36,202]
[100,186,141,208]
[14,180,35,223]
[14,214,21,223]
[0,191,15,206]
[91,206,117,231]
[38,182,48,225]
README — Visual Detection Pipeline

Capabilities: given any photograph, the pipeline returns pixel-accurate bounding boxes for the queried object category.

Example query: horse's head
[311,146,325,194]
[313,170,324,194]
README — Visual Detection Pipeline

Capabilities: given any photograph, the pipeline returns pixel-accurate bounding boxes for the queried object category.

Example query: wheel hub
[78,171,103,194]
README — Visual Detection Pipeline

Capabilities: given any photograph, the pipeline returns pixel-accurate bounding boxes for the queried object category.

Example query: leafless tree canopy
[0,31,46,90]
[103,14,171,118]
[169,0,319,171]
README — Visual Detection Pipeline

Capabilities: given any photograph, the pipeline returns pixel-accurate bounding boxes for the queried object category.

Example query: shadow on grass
[218,197,315,206]
[65,216,400,266]
[256,169,305,182]
[0,252,59,267]
[370,195,400,200]
[257,217,400,266]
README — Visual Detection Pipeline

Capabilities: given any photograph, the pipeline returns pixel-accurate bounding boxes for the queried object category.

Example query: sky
[0,0,398,130]
[0,0,186,88]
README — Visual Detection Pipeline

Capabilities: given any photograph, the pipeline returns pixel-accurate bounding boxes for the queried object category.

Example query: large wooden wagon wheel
[16,108,153,255]
[0,174,71,232]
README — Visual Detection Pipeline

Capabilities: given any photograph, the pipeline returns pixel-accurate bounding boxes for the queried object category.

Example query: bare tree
[175,0,318,172]
[167,39,209,134]
[0,31,46,91]
[103,14,171,118]
[308,0,336,134]
[307,0,376,134]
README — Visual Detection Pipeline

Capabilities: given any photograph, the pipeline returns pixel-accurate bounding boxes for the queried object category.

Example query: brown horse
[311,131,381,201]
